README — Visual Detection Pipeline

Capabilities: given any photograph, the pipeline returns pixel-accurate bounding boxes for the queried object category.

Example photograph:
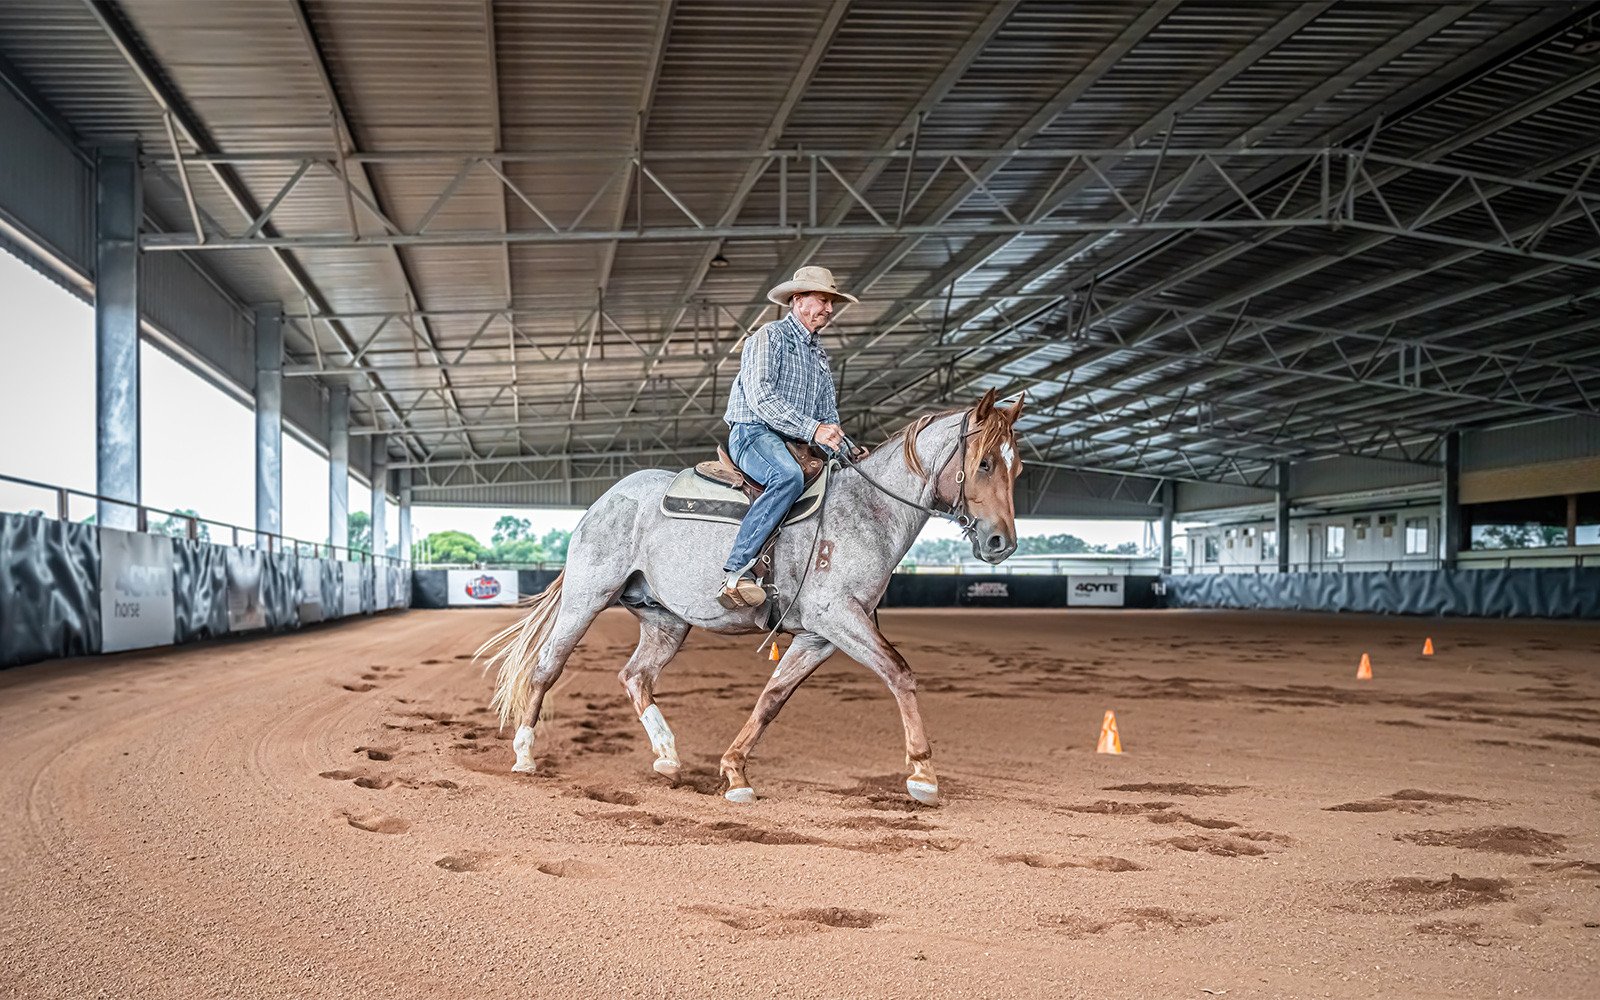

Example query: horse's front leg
[821,605,939,806]
[719,632,835,803]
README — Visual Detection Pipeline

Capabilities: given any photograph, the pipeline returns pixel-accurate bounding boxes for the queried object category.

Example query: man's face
[791,291,836,332]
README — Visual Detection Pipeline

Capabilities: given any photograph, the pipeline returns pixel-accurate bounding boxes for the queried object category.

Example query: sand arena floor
[2,607,1598,998]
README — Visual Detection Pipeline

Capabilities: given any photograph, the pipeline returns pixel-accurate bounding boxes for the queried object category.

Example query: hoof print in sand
[1326,789,1485,814]
[435,852,489,873]
[342,810,410,834]
[1396,825,1566,856]
[1347,875,1512,914]
[683,903,881,936]
[1163,831,1290,857]
[1101,782,1245,797]
[535,859,611,879]
[356,746,395,761]
[342,682,378,692]
[996,852,1146,872]
[1036,907,1219,938]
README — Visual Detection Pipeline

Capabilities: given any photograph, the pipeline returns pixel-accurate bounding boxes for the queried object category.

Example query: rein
[839,411,978,542]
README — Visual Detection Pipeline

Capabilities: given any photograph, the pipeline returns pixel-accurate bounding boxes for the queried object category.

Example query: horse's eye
[979,459,992,474]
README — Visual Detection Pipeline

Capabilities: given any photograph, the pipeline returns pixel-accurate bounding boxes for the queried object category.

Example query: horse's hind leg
[718,632,835,803]
[511,585,618,772]
[618,612,691,781]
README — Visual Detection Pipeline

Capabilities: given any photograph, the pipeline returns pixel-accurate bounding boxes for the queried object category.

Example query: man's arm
[744,329,821,442]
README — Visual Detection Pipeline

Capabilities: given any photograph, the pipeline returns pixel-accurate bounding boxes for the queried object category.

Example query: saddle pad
[660,465,828,526]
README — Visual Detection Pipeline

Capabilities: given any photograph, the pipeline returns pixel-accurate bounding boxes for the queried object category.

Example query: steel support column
[371,434,388,559]
[397,469,412,565]
[254,304,283,547]
[95,144,141,530]
[1440,432,1461,569]
[328,383,349,550]
[1159,479,1175,575]
[1275,462,1292,573]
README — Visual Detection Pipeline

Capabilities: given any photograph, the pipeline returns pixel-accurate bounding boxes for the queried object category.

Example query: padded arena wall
[0,511,409,669]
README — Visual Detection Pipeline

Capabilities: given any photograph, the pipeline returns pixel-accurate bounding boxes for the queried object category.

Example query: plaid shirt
[723,313,839,442]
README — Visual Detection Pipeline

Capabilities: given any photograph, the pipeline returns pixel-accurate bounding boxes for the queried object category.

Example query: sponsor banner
[298,560,324,625]
[374,562,390,612]
[341,561,363,617]
[957,578,1012,607]
[226,548,267,631]
[99,529,176,653]
[1068,575,1125,607]
[448,569,519,606]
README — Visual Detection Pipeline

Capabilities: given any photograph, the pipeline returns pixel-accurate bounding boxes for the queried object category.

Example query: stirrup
[717,577,767,610]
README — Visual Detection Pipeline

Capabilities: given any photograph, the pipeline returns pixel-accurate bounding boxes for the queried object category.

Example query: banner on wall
[226,548,266,631]
[374,562,390,612]
[1067,575,1125,607]
[342,561,363,617]
[298,561,324,624]
[99,529,176,653]
[447,569,519,606]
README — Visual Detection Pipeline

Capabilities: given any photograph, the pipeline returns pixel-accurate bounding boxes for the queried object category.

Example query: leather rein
[837,410,979,542]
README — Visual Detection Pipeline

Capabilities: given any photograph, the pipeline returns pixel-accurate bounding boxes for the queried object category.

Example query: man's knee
[767,462,804,498]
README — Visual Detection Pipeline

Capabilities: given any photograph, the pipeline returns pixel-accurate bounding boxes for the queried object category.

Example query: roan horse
[479,389,1025,806]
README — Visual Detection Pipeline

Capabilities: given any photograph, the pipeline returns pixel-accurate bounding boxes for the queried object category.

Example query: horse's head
[958,388,1025,564]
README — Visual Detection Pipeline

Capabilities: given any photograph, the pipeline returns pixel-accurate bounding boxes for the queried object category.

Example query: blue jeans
[722,422,807,573]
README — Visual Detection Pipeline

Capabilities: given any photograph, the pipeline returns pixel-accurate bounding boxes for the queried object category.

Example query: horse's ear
[975,387,998,421]
[1003,391,1026,424]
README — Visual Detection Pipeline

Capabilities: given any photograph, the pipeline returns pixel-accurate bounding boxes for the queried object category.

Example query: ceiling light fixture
[709,252,730,269]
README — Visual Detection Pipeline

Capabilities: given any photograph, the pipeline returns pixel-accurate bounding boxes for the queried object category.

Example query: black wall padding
[172,539,229,643]
[519,569,561,598]
[261,553,301,630]
[412,570,449,608]
[321,561,342,618]
[360,563,375,614]
[0,513,100,668]
[1162,568,1600,619]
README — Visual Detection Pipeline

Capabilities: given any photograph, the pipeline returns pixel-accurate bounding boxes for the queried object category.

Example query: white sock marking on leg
[640,704,678,762]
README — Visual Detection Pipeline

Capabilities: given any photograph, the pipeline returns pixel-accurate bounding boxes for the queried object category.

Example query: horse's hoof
[511,760,537,774]
[724,786,757,804]
[906,778,940,806]
[652,758,681,781]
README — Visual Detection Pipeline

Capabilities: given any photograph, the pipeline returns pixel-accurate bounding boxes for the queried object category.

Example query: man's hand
[850,444,870,462]
[813,422,845,451]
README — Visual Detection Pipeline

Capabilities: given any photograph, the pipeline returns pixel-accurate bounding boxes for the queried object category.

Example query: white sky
[0,246,1148,552]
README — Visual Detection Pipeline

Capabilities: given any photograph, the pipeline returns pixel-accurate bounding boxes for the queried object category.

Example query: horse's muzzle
[974,530,1016,564]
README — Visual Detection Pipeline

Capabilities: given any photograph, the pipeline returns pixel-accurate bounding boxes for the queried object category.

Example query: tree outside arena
[411,516,574,566]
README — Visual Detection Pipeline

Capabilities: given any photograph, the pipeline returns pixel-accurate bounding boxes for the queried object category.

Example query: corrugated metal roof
[0,0,1597,501]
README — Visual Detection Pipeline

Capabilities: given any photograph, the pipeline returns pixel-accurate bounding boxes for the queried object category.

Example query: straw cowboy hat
[767,265,859,306]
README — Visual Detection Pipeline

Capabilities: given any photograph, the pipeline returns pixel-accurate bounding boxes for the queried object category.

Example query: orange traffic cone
[769,640,781,661]
[1422,637,1435,656]
[1096,710,1123,754]
[1356,653,1373,680]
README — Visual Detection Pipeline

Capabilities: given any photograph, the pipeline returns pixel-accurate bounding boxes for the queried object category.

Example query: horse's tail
[477,570,566,731]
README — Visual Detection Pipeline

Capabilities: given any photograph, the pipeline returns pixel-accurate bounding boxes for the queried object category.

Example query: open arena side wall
[409,569,1163,611]
[0,512,410,669]
[1161,569,1600,618]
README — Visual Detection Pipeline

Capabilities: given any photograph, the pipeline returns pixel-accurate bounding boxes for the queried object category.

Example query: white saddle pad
[659,465,828,527]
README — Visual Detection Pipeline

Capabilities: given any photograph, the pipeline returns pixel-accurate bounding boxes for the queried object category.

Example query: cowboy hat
[766,265,859,306]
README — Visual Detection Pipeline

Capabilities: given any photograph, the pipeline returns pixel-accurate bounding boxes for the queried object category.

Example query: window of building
[1242,526,1255,547]
[1204,535,1219,562]
[1379,513,1397,539]
[1261,528,1278,560]
[1405,517,1430,556]
[1353,515,1370,541]
[1326,524,1346,559]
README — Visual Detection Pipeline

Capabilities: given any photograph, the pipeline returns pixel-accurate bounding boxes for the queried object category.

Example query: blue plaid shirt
[723,313,839,442]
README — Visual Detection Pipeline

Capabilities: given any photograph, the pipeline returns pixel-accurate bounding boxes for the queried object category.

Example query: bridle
[838,410,981,543]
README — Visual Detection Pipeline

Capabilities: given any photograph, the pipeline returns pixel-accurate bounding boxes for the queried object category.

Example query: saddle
[660,440,830,527]
[693,441,828,501]
[660,441,832,611]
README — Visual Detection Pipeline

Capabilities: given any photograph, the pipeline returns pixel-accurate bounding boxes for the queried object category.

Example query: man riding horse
[717,265,866,610]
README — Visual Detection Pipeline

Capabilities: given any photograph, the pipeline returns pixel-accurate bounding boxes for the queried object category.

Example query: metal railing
[0,470,408,568]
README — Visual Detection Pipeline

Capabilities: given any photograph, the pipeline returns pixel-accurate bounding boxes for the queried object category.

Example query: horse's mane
[882,403,1016,480]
